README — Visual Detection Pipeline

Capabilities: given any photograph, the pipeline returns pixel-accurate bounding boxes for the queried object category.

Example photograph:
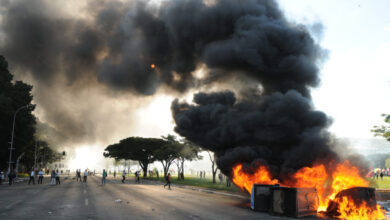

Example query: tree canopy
[0,55,36,171]
[372,114,390,141]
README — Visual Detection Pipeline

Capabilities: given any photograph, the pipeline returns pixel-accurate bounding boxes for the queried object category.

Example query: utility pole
[8,104,33,173]
[34,140,38,170]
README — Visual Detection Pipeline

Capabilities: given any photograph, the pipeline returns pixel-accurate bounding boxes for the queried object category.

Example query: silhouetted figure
[102,169,107,185]
[380,172,384,180]
[76,169,82,182]
[226,176,231,187]
[122,170,126,183]
[51,170,56,185]
[8,171,15,186]
[38,170,44,184]
[164,173,171,190]
[113,170,116,178]
[55,170,61,185]
[0,171,4,185]
[28,170,35,185]
[83,169,88,182]
[135,171,140,183]
[218,173,223,184]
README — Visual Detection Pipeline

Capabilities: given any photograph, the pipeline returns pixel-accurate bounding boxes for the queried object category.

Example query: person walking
[8,171,15,186]
[28,169,35,185]
[83,169,88,183]
[164,173,171,190]
[135,171,140,184]
[38,169,44,184]
[76,169,82,182]
[102,169,107,185]
[380,171,384,180]
[50,170,56,185]
[113,170,116,178]
[122,170,126,183]
[55,170,61,185]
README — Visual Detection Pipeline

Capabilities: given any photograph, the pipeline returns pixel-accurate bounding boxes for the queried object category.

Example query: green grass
[146,176,242,193]
[370,176,390,188]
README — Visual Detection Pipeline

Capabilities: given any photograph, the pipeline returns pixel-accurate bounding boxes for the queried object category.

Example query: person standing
[38,170,44,184]
[0,170,4,185]
[83,169,88,183]
[55,170,61,185]
[164,173,171,190]
[122,170,126,183]
[102,169,107,185]
[135,171,140,184]
[113,170,116,178]
[51,170,56,185]
[76,169,82,182]
[8,171,15,186]
[28,169,35,185]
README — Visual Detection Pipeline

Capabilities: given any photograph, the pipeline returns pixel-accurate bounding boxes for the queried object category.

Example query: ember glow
[232,161,388,219]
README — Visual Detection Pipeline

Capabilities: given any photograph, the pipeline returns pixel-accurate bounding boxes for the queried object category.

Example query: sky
[1,0,390,171]
[278,0,390,139]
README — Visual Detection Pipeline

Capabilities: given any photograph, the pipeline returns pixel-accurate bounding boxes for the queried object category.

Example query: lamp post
[8,104,34,173]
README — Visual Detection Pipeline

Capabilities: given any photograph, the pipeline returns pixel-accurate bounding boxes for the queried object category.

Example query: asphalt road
[0,175,321,220]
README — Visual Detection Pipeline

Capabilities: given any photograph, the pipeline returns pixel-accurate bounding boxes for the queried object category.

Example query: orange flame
[232,164,279,193]
[232,161,388,219]
[336,196,385,220]
[150,64,156,69]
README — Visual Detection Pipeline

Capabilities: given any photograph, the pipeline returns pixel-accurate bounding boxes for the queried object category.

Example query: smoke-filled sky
[0,0,389,169]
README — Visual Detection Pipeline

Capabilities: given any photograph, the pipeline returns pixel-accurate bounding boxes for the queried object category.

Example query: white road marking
[5,200,22,209]
[85,198,89,206]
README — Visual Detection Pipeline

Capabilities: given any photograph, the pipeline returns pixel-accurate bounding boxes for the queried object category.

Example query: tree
[372,114,390,141]
[173,140,202,180]
[155,135,182,178]
[207,151,218,184]
[0,55,36,171]
[103,137,164,177]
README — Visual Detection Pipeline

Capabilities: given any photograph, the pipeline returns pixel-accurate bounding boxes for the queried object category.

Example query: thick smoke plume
[0,0,352,178]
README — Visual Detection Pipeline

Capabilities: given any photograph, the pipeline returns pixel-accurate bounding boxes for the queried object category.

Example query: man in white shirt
[28,170,35,185]
[38,170,44,184]
[83,169,88,182]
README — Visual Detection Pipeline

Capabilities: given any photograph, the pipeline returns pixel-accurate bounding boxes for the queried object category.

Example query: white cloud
[384,24,390,32]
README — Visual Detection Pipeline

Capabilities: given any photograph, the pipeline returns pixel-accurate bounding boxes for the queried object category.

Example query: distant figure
[113,170,116,178]
[226,176,231,187]
[83,169,88,182]
[380,171,384,180]
[38,170,44,184]
[156,170,159,179]
[218,173,223,184]
[55,170,61,185]
[0,170,4,185]
[164,173,171,190]
[199,171,202,179]
[135,171,140,184]
[51,170,56,185]
[28,170,35,185]
[76,169,82,182]
[102,169,107,185]
[8,171,15,186]
[122,170,126,183]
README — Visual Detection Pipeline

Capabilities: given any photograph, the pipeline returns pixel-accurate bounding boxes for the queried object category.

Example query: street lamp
[8,104,34,173]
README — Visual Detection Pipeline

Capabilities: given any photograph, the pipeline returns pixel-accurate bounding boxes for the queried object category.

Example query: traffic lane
[101,176,311,220]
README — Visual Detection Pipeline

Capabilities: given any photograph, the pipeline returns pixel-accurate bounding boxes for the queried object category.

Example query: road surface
[0,175,321,220]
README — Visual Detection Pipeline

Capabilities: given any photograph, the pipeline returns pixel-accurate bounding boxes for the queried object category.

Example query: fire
[232,161,388,219]
[336,197,385,220]
[285,164,329,211]
[232,164,279,193]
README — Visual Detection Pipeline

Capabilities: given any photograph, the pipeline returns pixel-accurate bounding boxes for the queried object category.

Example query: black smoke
[172,91,339,179]
[0,0,338,175]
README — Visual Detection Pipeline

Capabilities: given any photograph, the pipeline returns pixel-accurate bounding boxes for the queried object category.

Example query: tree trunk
[212,163,217,184]
[139,161,148,178]
[175,162,181,180]
[181,159,185,180]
